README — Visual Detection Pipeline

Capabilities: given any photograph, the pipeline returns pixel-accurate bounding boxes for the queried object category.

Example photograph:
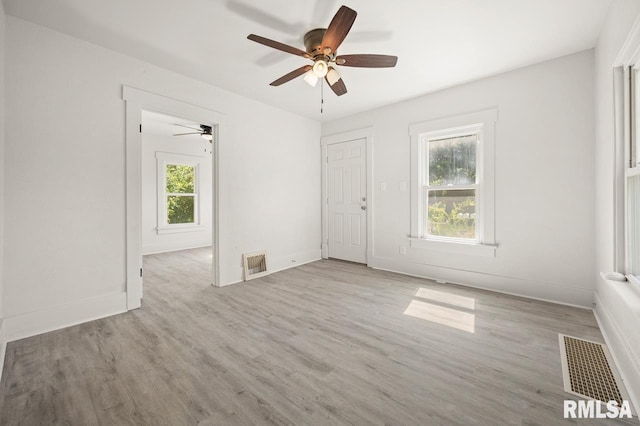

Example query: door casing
[123,86,224,310]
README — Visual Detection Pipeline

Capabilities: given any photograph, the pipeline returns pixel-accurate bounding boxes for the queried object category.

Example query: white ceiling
[3,0,613,122]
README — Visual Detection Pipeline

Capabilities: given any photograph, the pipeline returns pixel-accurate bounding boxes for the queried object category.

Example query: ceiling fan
[173,124,213,141]
[247,5,397,96]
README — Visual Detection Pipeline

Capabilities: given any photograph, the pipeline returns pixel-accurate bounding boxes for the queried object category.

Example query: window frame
[409,109,497,257]
[156,152,204,234]
[625,67,640,285]
[420,125,482,243]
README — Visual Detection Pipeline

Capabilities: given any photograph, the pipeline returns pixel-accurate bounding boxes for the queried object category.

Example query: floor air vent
[559,334,630,407]
[243,251,269,281]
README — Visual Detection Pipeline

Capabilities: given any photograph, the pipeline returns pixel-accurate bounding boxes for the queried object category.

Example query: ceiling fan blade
[326,75,347,96]
[248,34,310,59]
[321,6,357,54]
[270,65,312,86]
[173,132,201,136]
[335,54,398,68]
[173,123,202,132]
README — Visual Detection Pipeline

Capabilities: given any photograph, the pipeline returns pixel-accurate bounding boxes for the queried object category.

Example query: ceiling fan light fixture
[304,70,319,87]
[312,59,329,78]
[326,67,341,86]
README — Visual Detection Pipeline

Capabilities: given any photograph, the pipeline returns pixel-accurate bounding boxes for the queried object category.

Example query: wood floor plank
[0,247,636,425]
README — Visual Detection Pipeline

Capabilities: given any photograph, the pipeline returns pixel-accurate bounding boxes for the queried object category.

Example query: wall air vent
[242,251,269,281]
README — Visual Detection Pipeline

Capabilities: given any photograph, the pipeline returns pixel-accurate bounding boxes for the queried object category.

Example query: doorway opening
[123,86,223,310]
[140,111,214,292]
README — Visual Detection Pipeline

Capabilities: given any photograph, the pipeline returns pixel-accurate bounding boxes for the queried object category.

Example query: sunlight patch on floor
[415,287,475,310]
[404,299,475,333]
[404,287,476,333]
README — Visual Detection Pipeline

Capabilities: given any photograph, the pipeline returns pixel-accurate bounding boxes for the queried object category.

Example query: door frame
[123,86,225,310]
[321,127,374,263]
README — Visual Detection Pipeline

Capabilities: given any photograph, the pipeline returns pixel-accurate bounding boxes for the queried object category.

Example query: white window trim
[409,109,497,257]
[613,26,640,287]
[156,151,205,234]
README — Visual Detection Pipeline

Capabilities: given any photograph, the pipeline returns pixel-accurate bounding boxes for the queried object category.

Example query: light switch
[380,182,387,192]
[399,181,407,192]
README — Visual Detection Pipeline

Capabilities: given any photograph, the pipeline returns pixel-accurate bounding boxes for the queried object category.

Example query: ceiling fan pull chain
[321,79,324,114]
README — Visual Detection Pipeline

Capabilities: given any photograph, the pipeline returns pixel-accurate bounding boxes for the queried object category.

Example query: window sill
[628,274,640,287]
[157,224,205,235]
[599,272,640,299]
[409,237,497,257]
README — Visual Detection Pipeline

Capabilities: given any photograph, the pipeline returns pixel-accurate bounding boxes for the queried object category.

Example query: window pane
[635,69,640,167]
[167,195,195,224]
[427,189,476,239]
[628,173,640,276]
[428,134,476,186]
[166,164,195,193]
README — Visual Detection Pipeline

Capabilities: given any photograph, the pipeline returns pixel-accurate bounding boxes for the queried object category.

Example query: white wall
[0,0,6,374]
[593,0,640,410]
[2,17,321,340]
[141,133,213,254]
[322,50,595,307]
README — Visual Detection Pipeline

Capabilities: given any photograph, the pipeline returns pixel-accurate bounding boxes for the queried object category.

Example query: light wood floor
[0,247,635,425]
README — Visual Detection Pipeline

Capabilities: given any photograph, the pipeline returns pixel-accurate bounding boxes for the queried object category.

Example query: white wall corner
[0,0,7,384]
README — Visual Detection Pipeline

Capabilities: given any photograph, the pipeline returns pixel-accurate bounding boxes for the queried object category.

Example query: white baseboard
[142,242,212,255]
[368,256,594,308]
[222,249,322,286]
[4,292,128,343]
[0,319,6,381]
[269,256,321,274]
[594,292,640,414]
[268,249,322,275]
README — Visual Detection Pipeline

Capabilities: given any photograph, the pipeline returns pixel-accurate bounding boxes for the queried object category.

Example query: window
[166,164,196,224]
[626,67,640,284]
[424,131,478,241]
[156,152,203,234]
[410,109,497,256]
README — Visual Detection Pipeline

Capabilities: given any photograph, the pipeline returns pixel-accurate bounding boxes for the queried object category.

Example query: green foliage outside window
[427,134,477,239]
[428,134,476,186]
[166,164,196,224]
[428,190,476,239]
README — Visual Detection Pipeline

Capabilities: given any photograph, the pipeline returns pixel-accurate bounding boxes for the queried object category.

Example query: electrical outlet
[399,245,407,255]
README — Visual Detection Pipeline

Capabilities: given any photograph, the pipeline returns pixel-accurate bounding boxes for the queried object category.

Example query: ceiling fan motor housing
[304,28,329,57]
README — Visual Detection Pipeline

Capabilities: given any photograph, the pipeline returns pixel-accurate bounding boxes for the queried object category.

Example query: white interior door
[327,138,367,263]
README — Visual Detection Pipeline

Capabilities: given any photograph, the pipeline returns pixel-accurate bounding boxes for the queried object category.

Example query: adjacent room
[0,0,638,424]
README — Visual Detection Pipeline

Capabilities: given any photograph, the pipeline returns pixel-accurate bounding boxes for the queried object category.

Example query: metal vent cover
[559,334,631,408]
[242,251,269,281]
